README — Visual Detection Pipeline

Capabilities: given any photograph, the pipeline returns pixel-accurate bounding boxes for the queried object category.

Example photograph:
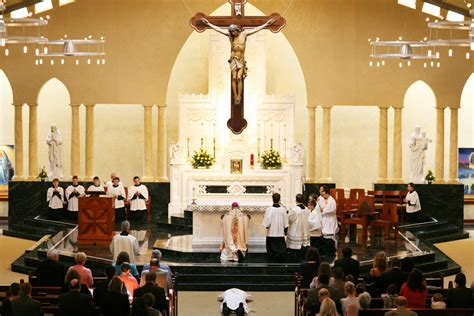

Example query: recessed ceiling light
[398,0,417,10]
[422,2,441,17]
[35,0,53,14]
[446,10,465,22]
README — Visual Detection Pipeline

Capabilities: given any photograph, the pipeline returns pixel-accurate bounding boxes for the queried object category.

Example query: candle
[250,154,254,166]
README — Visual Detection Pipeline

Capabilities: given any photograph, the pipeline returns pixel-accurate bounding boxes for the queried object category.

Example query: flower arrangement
[425,169,435,184]
[260,149,282,169]
[191,147,215,168]
[38,166,48,181]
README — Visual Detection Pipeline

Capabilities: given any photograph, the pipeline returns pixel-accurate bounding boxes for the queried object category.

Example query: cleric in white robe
[218,288,254,315]
[404,182,422,222]
[106,172,123,191]
[65,175,85,219]
[87,176,105,194]
[107,176,127,220]
[287,193,310,250]
[317,187,338,260]
[127,176,149,221]
[220,202,250,262]
[262,193,288,261]
[307,199,323,253]
[110,220,140,263]
[47,178,64,220]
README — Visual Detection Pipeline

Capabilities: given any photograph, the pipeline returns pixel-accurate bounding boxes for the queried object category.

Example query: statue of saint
[201,17,274,104]
[46,124,63,180]
[409,125,431,183]
[292,142,304,163]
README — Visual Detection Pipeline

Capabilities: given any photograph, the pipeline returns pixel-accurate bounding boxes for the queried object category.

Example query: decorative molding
[189,204,267,213]
[190,175,283,182]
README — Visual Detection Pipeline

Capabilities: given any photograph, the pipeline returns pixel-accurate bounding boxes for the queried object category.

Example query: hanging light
[448,48,453,56]
[101,58,105,64]
[75,59,79,65]
[377,61,380,67]
[23,45,27,53]
[407,60,412,66]
[35,59,38,65]
[430,60,435,66]
[399,61,403,68]
[4,48,8,56]
[382,60,385,66]
[87,58,91,64]
[369,60,373,67]
[61,58,64,64]
[39,58,43,64]
[466,52,471,59]
[437,61,441,67]
[435,51,440,58]
[50,59,54,65]
[424,62,427,68]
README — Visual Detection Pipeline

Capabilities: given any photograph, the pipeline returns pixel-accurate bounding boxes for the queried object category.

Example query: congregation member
[318,297,338,316]
[262,193,288,262]
[220,201,250,262]
[300,247,321,289]
[130,297,149,316]
[61,269,92,296]
[382,284,399,308]
[380,258,408,292]
[334,247,360,280]
[140,259,171,290]
[404,183,422,222]
[87,176,105,193]
[58,277,95,316]
[118,262,139,299]
[143,293,162,316]
[11,283,43,316]
[306,287,329,316]
[100,277,130,316]
[399,269,427,308]
[218,288,254,316]
[0,283,20,316]
[36,249,66,287]
[65,175,85,220]
[134,271,168,314]
[110,220,140,263]
[287,193,310,256]
[114,251,140,278]
[340,282,360,316]
[67,252,94,289]
[107,176,127,220]
[431,293,446,309]
[307,199,323,253]
[307,274,343,314]
[331,267,346,294]
[447,273,474,308]
[358,292,372,310]
[310,262,334,288]
[369,251,389,293]
[346,304,359,316]
[384,296,417,316]
[47,177,64,220]
[316,187,338,260]
[127,176,149,221]
[143,249,173,277]
[93,265,117,308]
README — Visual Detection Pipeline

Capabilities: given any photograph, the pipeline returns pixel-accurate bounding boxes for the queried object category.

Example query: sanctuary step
[156,210,193,235]
[406,220,470,244]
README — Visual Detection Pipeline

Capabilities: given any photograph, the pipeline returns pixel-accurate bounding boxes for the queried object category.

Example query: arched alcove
[459,73,474,148]
[0,70,14,145]
[402,80,439,181]
[37,78,72,178]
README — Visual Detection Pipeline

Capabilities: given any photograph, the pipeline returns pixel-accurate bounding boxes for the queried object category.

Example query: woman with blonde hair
[317,297,338,316]
[340,281,360,316]
[369,251,388,277]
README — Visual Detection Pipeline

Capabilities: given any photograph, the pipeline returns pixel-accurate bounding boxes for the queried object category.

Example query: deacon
[65,175,85,220]
[127,176,149,221]
[307,199,323,253]
[107,177,127,221]
[87,176,105,193]
[286,194,310,254]
[317,187,338,260]
[47,178,64,220]
[404,182,422,222]
[262,193,288,262]
[220,202,250,262]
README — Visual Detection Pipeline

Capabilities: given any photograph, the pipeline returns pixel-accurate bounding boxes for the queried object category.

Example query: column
[85,104,95,180]
[319,105,332,182]
[306,105,316,182]
[70,104,81,177]
[435,107,445,183]
[392,106,403,183]
[142,104,154,181]
[377,105,389,183]
[28,103,38,180]
[12,104,24,180]
[448,107,459,183]
[156,104,168,182]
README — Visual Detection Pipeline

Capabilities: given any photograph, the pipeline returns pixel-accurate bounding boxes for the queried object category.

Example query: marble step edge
[177,283,293,291]
[2,229,49,241]
[414,227,463,238]
[12,223,61,234]
[425,231,470,244]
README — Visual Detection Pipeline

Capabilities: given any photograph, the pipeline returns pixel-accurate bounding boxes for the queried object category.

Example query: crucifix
[190,0,286,135]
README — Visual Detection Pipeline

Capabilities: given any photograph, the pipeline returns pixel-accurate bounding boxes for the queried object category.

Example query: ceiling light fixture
[398,0,417,9]
[35,0,53,14]
[446,10,466,21]
[422,2,441,17]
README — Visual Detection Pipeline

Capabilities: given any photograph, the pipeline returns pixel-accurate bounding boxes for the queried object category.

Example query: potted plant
[191,147,215,169]
[38,166,48,182]
[260,148,282,170]
[425,169,435,184]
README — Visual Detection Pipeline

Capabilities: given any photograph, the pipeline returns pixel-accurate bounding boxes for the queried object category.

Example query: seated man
[47,178,64,220]
[127,176,149,221]
[11,283,43,316]
[140,259,170,290]
[0,283,20,316]
[87,176,105,194]
[334,247,360,281]
[58,277,94,316]
[143,249,172,277]
[218,288,254,316]
[36,249,66,287]
[134,272,168,315]
[384,296,417,316]
[110,220,140,263]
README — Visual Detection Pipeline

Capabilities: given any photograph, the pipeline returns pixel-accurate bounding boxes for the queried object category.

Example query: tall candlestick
[270,138,273,149]
[201,137,204,147]
[283,138,287,163]
[213,138,216,159]
[186,137,190,158]
[257,137,261,159]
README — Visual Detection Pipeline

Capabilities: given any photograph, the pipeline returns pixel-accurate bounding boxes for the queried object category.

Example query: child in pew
[382,284,399,308]
[431,293,446,309]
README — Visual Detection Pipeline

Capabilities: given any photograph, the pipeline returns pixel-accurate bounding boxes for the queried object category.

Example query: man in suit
[447,273,474,308]
[36,249,66,286]
[1,283,20,316]
[384,296,417,316]
[305,274,343,315]
[58,277,94,316]
[134,271,168,314]
[11,283,43,316]
[380,258,408,292]
[93,265,117,307]
[334,247,360,280]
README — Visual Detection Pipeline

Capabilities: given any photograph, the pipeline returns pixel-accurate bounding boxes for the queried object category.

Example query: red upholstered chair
[340,196,378,240]
[371,203,399,239]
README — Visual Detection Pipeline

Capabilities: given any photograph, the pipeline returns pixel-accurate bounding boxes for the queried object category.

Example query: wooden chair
[330,188,347,220]
[371,203,399,239]
[340,196,378,240]
[349,188,366,208]
[368,190,384,210]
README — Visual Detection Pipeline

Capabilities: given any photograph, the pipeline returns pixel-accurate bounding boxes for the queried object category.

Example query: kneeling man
[220,202,250,262]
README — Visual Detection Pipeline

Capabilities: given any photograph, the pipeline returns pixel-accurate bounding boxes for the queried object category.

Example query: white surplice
[406,190,421,213]
[286,204,310,249]
[107,184,126,209]
[220,208,250,262]
[218,288,253,314]
[109,232,140,263]
[87,184,105,193]
[317,196,338,236]
[308,207,323,237]
[65,185,85,211]
[47,187,64,209]
[127,184,149,211]
[262,205,288,237]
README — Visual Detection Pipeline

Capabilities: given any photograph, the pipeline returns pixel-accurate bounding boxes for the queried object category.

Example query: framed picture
[230,159,243,174]
[0,145,14,200]
[458,148,474,202]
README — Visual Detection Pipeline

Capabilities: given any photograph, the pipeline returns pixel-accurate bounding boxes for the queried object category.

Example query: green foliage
[260,149,282,169]
[191,147,215,168]
[38,166,48,180]
[425,169,435,182]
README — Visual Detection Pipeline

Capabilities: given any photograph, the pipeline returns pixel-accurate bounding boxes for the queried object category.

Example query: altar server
[317,187,338,260]
[262,193,288,262]
[404,182,422,222]
[110,220,140,263]
[307,199,323,253]
[106,172,123,191]
[87,176,105,193]
[47,178,64,220]
[221,202,250,262]
[107,177,127,220]
[65,175,85,220]
[287,194,310,253]
[127,176,149,221]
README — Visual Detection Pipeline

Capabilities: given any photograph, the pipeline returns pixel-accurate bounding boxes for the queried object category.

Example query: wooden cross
[190,0,286,135]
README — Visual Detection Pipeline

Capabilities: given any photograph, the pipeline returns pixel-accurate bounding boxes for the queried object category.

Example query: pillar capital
[84,104,95,108]
[70,104,82,108]
[306,104,317,110]
[321,105,333,109]
[435,106,447,110]
[27,103,38,107]
[143,104,154,109]
[12,103,24,108]
[157,104,167,109]
[378,105,390,110]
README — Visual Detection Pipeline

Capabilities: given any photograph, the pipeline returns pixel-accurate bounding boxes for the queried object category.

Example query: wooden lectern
[78,195,115,245]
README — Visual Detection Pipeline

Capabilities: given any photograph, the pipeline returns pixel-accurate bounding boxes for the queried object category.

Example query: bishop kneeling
[220,202,250,263]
